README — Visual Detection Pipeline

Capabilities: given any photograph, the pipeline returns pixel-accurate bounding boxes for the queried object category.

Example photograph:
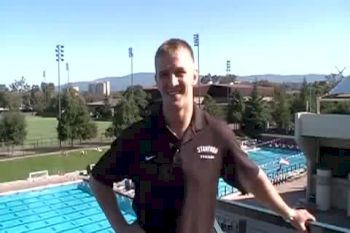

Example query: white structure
[295,77,350,215]
[88,81,111,96]
[71,86,79,93]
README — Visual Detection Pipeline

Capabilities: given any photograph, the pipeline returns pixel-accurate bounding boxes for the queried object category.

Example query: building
[0,84,8,92]
[295,76,350,216]
[88,81,111,96]
[86,98,121,118]
[143,84,275,106]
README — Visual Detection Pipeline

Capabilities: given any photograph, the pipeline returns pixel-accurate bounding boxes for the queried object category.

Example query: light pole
[226,60,231,104]
[43,70,46,82]
[55,44,64,120]
[193,33,200,107]
[128,47,134,95]
[226,60,231,75]
[66,62,70,88]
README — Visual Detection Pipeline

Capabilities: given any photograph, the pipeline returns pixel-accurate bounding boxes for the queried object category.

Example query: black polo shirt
[91,104,259,233]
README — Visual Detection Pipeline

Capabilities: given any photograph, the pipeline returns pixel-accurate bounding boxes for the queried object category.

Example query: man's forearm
[245,169,295,219]
[89,176,128,232]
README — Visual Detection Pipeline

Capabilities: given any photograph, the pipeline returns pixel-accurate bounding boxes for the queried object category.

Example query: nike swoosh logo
[145,155,156,161]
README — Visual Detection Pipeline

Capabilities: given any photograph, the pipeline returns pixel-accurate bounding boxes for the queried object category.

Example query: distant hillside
[237,74,327,83]
[63,72,155,92]
[63,73,328,92]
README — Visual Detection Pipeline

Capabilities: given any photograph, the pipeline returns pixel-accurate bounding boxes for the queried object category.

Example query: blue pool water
[0,183,136,233]
[0,147,306,232]
[217,147,306,197]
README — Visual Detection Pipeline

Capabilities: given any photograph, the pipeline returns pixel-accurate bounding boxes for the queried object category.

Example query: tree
[106,86,151,137]
[226,90,245,124]
[41,82,55,102]
[242,82,270,136]
[37,82,57,116]
[57,90,97,145]
[124,85,151,117]
[272,87,291,133]
[110,96,142,137]
[9,76,30,93]
[321,101,350,114]
[8,76,32,111]
[41,96,59,117]
[203,94,223,119]
[6,92,22,111]
[32,91,45,114]
[0,91,8,107]
[95,97,113,120]
[291,78,308,115]
[0,111,27,149]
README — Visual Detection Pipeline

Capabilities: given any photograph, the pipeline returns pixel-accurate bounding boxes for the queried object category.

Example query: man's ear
[193,70,199,85]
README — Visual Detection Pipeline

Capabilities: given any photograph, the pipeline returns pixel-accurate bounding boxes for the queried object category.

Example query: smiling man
[90,38,315,233]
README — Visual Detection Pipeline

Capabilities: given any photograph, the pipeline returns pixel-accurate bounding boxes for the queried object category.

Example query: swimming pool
[0,147,306,232]
[0,183,136,233]
[217,147,306,197]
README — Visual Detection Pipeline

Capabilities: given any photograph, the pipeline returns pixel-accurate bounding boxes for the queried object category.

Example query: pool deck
[0,172,82,194]
[222,174,350,229]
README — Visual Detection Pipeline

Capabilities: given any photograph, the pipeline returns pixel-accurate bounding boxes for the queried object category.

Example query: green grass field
[0,150,105,182]
[25,116,111,143]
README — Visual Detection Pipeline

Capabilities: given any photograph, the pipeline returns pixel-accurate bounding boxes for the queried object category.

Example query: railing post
[237,219,247,233]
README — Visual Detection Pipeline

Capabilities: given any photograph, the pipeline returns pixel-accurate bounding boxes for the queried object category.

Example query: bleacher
[217,149,307,198]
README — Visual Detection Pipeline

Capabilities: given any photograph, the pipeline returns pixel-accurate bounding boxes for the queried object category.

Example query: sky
[0,0,349,86]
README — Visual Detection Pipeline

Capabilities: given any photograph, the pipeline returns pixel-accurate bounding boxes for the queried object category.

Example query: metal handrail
[216,199,350,233]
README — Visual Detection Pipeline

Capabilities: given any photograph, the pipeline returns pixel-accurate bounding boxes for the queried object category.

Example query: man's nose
[170,74,179,86]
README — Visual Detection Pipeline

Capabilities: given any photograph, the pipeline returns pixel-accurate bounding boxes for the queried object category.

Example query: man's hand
[118,222,146,233]
[287,208,316,233]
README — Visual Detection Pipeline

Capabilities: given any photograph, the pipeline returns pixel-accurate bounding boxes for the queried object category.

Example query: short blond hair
[154,38,195,69]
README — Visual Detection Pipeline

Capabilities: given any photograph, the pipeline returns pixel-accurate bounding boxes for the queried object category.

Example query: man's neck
[162,103,193,139]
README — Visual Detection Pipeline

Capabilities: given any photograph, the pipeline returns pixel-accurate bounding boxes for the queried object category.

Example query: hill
[63,73,155,92]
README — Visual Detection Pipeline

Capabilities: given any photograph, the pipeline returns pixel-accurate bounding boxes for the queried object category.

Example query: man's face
[155,48,198,110]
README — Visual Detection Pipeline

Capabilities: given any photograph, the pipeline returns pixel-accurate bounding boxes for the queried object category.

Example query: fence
[0,132,114,157]
[217,162,307,198]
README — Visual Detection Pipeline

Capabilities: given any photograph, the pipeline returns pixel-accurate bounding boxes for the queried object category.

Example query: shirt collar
[151,102,206,141]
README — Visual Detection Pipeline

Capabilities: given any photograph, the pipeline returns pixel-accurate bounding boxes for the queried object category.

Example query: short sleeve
[91,134,136,187]
[220,127,259,194]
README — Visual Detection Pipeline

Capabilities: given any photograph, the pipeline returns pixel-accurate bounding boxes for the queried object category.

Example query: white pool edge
[0,179,83,196]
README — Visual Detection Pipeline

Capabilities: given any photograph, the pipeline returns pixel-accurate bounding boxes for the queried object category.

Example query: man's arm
[241,168,315,233]
[218,123,315,232]
[90,176,145,233]
[89,176,128,232]
[90,131,146,233]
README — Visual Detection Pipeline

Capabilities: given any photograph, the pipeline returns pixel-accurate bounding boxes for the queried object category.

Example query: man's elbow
[243,168,266,193]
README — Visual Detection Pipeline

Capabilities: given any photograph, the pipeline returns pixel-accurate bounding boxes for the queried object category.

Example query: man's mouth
[167,89,181,96]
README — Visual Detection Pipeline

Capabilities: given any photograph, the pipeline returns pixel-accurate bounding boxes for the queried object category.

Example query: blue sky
[0,0,349,86]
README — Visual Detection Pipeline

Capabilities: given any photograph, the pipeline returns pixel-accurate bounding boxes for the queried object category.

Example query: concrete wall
[295,113,350,140]
[295,113,350,201]
[319,138,350,149]
[216,204,296,233]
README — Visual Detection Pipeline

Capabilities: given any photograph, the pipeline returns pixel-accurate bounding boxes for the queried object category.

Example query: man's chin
[163,99,183,109]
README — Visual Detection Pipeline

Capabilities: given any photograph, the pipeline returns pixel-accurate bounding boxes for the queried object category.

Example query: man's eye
[159,73,169,79]
[175,71,186,77]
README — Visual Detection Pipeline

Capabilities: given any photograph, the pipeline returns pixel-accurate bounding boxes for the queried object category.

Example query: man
[90,38,315,233]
